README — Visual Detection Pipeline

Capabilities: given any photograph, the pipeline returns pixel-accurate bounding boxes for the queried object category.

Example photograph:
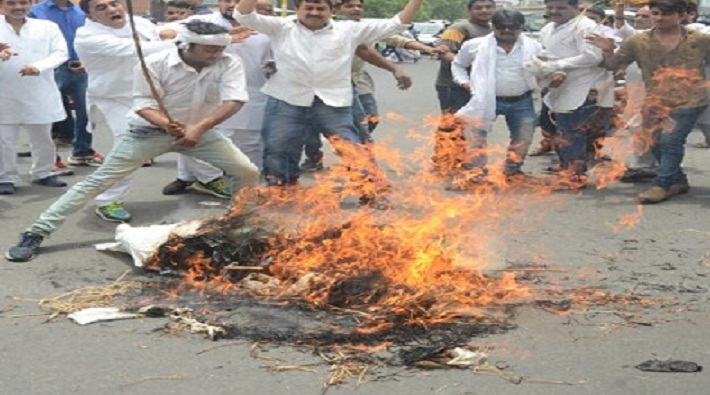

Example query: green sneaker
[192,178,231,199]
[95,201,132,223]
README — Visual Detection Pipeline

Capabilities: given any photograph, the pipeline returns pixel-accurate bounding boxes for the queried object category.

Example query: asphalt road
[1,58,709,395]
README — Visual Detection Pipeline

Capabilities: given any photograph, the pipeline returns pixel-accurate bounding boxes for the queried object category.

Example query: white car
[413,22,446,46]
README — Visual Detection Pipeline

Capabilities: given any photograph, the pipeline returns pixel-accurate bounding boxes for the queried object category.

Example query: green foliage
[363,0,469,21]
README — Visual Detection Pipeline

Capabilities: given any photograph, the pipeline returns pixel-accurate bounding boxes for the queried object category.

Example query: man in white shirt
[234,0,424,207]
[534,0,606,189]
[447,10,541,190]
[6,21,260,262]
[0,0,69,195]
[162,0,272,197]
[74,0,174,222]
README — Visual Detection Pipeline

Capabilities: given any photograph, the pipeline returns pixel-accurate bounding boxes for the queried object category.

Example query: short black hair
[165,0,192,9]
[648,0,688,14]
[544,0,580,7]
[181,20,230,35]
[78,0,91,14]
[491,9,525,27]
[468,0,496,10]
[295,0,332,8]
[585,6,605,19]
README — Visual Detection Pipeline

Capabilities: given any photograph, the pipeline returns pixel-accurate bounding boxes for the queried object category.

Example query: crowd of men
[1,0,709,262]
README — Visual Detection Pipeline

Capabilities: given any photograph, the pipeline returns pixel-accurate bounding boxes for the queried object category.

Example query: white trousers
[176,128,262,182]
[0,124,56,184]
[89,98,136,207]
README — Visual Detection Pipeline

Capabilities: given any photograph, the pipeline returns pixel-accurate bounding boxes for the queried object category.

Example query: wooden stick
[125,0,173,123]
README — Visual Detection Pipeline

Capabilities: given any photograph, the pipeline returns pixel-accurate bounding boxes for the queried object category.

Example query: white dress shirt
[0,16,67,124]
[128,48,249,129]
[538,16,606,112]
[234,10,405,107]
[75,17,174,101]
[184,13,271,130]
[452,36,541,97]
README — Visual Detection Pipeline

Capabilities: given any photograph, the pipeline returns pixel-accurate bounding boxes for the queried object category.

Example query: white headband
[177,25,231,46]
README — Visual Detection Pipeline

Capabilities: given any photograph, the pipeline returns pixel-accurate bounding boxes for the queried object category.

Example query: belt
[129,127,164,135]
[496,90,533,102]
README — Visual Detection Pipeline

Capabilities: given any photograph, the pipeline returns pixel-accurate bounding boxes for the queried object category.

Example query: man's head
[256,0,274,15]
[634,5,653,29]
[164,0,192,22]
[491,9,524,44]
[544,0,579,25]
[583,5,605,24]
[79,0,127,29]
[217,0,237,20]
[0,0,32,21]
[467,0,496,25]
[648,0,687,29]
[685,1,697,23]
[179,20,230,68]
[334,0,363,21]
[295,0,331,31]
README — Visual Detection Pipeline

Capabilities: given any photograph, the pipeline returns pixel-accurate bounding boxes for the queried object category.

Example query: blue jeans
[28,129,259,236]
[651,105,706,188]
[54,63,93,156]
[552,98,597,176]
[263,96,366,185]
[464,95,537,175]
[359,93,379,133]
[302,91,370,162]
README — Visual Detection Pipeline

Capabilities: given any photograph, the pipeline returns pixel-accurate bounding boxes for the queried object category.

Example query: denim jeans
[302,92,369,162]
[552,97,597,176]
[463,95,537,175]
[358,93,379,133]
[651,105,706,188]
[436,85,471,114]
[28,129,259,237]
[54,63,93,156]
[262,96,366,185]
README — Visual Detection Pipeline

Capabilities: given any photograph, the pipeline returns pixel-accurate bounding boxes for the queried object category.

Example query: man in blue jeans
[587,0,710,203]
[234,0,424,207]
[447,10,541,190]
[30,0,102,166]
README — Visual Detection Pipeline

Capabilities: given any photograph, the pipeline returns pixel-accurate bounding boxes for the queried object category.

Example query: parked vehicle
[412,21,446,46]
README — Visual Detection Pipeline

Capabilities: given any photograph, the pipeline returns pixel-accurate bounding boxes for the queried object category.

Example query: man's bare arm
[237,0,257,15]
[397,0,424,25]
[355,45,412,89]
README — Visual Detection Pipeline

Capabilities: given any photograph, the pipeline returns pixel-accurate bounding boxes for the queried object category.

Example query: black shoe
[5,232,44,262]
[300,158,324,173]
[620,168,656,183]
[162,179,193,195]
[0,183,15,195]
[33,175,67,187]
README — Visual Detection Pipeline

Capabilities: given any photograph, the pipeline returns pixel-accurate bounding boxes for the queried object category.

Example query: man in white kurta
[0,1,68,195]
[74,0,174,221]
[449,10,541,190]
[161,0,271,197]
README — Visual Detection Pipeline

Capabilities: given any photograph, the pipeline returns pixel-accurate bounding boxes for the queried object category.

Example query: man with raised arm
[233,0,424,209]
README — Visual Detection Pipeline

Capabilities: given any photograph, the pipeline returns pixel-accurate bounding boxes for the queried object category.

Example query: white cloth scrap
[95,221,202,267]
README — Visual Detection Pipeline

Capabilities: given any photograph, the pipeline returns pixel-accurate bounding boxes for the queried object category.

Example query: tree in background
[364,0,468,21]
